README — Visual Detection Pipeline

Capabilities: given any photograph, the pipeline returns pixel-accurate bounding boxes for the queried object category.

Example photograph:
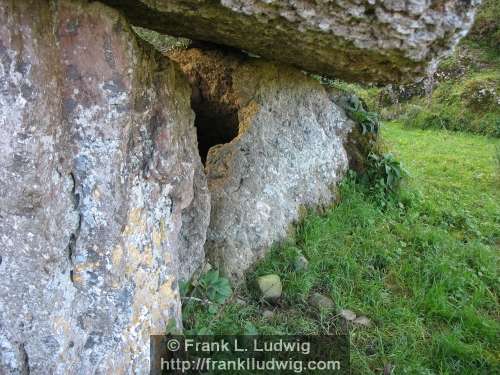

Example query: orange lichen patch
[72,261,100,285]
[237,100,260,135]
[122,208,146,236]
[125,244,141,274]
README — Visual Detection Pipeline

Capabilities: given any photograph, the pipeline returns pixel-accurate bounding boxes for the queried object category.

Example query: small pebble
[353,316,371,327]
[257,274,282,299]
[339,309,356,321]
[310,292,334,310]
[262,309,274,319]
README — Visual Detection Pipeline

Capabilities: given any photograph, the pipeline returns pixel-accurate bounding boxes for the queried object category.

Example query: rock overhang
[101,0,482,84]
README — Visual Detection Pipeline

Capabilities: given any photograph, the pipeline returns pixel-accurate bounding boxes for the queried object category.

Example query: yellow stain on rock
[149,277,179,332]
[112,244,123,267]
[152,227,163,248]
[142,245,153,268]
[125,244,141,274]
[128,269,155,332]
[153,219,167,248]
[159,277,177,310]
[73,261,100,285]
[122,207,146,236]
[72,271,84,285]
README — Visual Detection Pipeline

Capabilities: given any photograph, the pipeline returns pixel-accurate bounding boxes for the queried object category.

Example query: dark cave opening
[166,42,246,165]
[193,105,239,165]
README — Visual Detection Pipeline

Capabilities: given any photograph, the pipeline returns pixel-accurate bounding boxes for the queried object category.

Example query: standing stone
[102,0,482,83]
[169,46,353,282]
[177,149,211,282]
[0,1,208,373]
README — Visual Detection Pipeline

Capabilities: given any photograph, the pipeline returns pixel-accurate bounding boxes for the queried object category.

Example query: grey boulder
[0,0,208,373]
[169,46,352,282]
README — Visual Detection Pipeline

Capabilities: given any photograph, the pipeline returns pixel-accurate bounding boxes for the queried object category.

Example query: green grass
[385,122,499,243]
[183,123,500,374]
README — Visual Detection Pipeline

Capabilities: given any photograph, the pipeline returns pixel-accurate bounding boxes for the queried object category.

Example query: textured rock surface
[102,0,481,83]
[169,47,352,281]
[0,1,208,373]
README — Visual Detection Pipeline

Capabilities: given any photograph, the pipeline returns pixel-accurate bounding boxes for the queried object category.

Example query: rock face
[169,46,352,281]
[102,0,481,83]
[0,1,208,373]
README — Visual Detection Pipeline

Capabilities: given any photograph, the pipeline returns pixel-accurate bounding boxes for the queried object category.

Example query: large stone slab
[102,0,481,83]
[169,46,353,281]
[0,0,208,373]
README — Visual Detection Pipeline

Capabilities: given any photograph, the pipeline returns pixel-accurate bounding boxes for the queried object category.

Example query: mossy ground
[183,123,499,374]
[468,0,500,50]
[396,48,500,137]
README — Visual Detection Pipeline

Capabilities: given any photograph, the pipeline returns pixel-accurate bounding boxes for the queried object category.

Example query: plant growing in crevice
[321,88,384,177]
[332,92,406,203]
[179,269,233,334]
[344,94,380,135]
[197,270,233,306]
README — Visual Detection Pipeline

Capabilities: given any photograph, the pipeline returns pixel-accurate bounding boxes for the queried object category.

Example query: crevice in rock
[19,343,30,375]
[67,172,81,285]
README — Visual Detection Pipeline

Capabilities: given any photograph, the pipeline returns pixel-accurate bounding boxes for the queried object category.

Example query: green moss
[468,0,500,50]
[315,76,382,112]
[132,26,191,53]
